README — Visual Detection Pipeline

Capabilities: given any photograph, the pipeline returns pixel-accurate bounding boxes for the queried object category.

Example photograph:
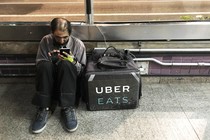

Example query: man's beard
[53,38,68,48]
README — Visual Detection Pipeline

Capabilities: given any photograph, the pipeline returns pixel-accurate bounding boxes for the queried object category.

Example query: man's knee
[36,61,54,73]
[58,60,76,71]
[58,60,72,66]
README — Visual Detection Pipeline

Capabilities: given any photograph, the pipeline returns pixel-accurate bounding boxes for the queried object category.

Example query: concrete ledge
[1,76,210,84]
[142,76,210,83]
[0,77,35,84]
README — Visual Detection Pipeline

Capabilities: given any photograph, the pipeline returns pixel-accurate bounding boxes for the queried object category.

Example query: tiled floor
[0,78,210,140]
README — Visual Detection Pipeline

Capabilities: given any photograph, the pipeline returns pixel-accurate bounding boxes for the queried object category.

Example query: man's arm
[74,42,86,74]
[36,36,51,64]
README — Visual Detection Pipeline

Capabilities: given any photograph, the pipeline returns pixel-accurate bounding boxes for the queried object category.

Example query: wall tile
[199,67,210,75]
[189,67,200,75]
[180,67,190,75]
[161,67,171,75]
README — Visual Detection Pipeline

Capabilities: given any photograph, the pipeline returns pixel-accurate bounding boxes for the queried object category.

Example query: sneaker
[61,107,78,132]
[31,107,51,134]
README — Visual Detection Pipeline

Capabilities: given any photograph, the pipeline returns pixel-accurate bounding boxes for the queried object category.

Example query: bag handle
[101,46,124,59]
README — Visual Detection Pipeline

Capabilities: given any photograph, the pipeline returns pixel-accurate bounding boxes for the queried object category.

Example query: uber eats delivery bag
[85,46,141,111]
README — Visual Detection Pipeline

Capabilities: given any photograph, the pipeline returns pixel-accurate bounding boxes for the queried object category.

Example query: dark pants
[32,60,78,108]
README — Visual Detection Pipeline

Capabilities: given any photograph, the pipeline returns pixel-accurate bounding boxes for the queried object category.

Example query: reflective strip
[88,74,95,81]
[131,72,140,83]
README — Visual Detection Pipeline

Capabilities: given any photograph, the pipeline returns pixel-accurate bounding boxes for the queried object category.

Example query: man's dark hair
[50,18,72,34]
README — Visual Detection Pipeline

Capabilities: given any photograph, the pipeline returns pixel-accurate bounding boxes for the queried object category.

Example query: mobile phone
[60,48,70,56]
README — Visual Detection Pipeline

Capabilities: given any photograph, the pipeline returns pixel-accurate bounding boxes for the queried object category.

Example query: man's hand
[48,49,60,63]
[59,52,76,64]
[48,49,60,57]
